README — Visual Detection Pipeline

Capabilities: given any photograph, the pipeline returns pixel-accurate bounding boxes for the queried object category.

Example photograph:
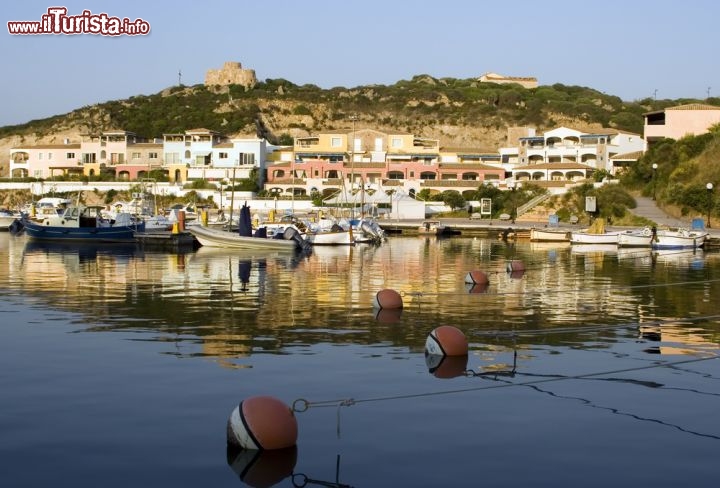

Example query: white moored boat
[570,218,620,245]
[530,228,571,242]
[651,228,707,250]
[617,227,654,247]
[570,230,621,245]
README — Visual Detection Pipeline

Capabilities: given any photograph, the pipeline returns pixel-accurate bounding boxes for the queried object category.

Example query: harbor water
[1,232,719,487]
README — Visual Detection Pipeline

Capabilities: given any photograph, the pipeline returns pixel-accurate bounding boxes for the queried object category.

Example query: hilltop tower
[205,61,257,89]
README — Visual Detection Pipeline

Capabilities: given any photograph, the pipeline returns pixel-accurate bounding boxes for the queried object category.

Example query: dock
[135,231,197,252]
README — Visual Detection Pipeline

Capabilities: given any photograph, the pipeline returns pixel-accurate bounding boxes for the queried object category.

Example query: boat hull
[617,229,653,247]
[306,230,354,246]
[651,230,707,250]
[570,231,620,245]
[23,219,141,242]
[530,228,571,242]
[188,225,300,250]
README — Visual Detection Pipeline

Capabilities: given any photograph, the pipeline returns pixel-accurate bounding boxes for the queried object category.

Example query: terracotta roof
[666,103,720,111]
[611,151,643,160]
[644,103,720,116]
[214,143,233,148]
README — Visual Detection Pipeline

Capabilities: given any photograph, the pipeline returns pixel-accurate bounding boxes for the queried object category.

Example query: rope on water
[292,355,719,413]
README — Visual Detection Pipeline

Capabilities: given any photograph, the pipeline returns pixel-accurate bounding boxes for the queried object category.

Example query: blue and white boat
[651,228,707,250]
[23,204,144,243]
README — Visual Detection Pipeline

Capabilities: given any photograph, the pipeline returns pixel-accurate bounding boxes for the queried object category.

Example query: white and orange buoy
[464,270,489,286]
[375,308,403,324]
[227,445,298,487]
[373,288,403,310]
[227,396,298,450]
[466,282,489,294]
[425,325,468,357]
[425,353,468,379]
[506,260,525,273]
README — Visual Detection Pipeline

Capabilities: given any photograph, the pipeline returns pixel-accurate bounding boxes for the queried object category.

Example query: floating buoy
[506,260,525,273]
[375,308,403,324]
[227,445,297,488]
[227,396,298,450]
[373,288,403,309]
[509,269,525,280]
[466,282,489,294]
[464,270,489,286]
[425,353,468,379]
[425,325,468,357]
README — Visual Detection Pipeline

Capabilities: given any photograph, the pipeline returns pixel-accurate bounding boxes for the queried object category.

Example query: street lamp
[652,163,658,200]
[707,182,714,228]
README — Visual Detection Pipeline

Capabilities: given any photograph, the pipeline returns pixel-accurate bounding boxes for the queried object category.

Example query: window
[149,152,158,159]
[391,138,402,148]
[38,153,43,160]
[331,137,342,147]
[165,152,180,164]
[66,152,75,159]
[48,153,53,160]
[219,152,228,159]
[132,152,141,160]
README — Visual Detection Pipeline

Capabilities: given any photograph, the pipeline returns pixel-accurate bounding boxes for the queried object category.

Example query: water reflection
[1,233,719,363]
[226,445,297,487]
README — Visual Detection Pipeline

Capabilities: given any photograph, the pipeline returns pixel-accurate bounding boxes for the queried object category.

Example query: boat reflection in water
[2,232,720,487]
[23,240,140,261]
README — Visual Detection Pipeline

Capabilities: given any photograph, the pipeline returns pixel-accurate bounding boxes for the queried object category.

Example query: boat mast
[228,168,236,226]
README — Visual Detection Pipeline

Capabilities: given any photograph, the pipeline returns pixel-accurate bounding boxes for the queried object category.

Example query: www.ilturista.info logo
[7,7,150,36]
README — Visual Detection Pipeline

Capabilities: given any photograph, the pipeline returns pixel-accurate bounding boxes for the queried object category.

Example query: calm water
[1,231,719,487]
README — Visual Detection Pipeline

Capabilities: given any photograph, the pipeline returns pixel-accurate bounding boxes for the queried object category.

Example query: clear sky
[2,0,718,128]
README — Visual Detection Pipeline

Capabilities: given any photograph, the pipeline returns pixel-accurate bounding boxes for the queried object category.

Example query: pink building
[644,103,720,144]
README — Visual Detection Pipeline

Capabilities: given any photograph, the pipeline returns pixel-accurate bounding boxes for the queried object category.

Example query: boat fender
[227,396,297,450]
[643,227,652,237]
[425,325,468,357]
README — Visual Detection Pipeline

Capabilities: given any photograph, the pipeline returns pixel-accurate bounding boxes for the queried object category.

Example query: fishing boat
[530,227,571,242]
[570,218,620,245]
[0,209,22,231]
[23,204,144,243]
[187,203,309,251]
[651,228,707,250]
[617,227,654,247]
[418,220,446,236]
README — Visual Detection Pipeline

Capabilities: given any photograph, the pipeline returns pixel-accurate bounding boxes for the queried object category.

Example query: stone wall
[204,61,257,89]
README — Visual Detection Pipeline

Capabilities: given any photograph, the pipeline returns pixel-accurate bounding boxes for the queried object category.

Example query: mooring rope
[292,355,719,413]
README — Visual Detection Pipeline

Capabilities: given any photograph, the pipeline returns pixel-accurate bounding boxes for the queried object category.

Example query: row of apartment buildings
[9,103,720,198]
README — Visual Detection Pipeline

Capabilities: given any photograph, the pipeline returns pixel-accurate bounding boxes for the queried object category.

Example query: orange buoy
[464,270,489,286]
[373,288,403,309]
[227,445,297,487]
[466,282,489,294]
[227,396,298,450]
[425,353,468,379]
[375,308,403,324]
[425,325,468,357]
[506,260,525,273]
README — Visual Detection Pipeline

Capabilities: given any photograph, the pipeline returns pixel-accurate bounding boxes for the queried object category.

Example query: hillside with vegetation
[4,75,718,153]
[2,75,720,224]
